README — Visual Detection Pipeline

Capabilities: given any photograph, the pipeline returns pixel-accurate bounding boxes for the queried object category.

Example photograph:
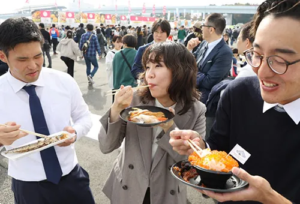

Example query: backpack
[82,34,93,54]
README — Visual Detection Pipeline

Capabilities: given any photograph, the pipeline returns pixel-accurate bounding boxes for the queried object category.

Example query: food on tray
[128,108,168,124]
[188,149,239,173]
[5,133,69,154]
[173,161,198,182]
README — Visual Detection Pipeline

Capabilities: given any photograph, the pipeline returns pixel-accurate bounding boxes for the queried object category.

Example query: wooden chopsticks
[0,124,48,139]
[188,139,203,158]
[106,85,151,96]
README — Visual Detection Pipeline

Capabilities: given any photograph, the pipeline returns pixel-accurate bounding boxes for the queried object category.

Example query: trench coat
[98,95,206,204]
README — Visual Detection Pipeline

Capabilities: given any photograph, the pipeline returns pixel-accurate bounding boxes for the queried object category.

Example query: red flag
[163,6,166,15]
[78,0,80,9]
[54,0,57,7]
[142,3,146,14]
[115,0,118,11]
[128,0,131,13]
[25,0,29,3]
[152,4,155,15]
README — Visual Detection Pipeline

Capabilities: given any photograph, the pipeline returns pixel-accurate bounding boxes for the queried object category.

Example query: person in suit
[131,19,171,79]
[169,0,300,203]
[98,42,206,204]
[0,17,95,204]
[187,13,232,104]
[0,59,8,76]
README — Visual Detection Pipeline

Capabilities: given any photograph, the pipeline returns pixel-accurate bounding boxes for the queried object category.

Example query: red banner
[87,13,95,19]
[120,15,127,21]
[66,12,74,18]
[130,16,143,21]
[105,14,112,20]
[143,17,156,22]
[41,10,51,18]
[163,6,166,15]
[128,0,131,13]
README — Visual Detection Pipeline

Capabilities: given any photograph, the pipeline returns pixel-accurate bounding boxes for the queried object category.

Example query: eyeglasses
[243,48,300,75]
[201,23,215,29]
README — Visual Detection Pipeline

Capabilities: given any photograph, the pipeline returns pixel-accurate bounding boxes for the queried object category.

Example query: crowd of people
[0,0,300,203]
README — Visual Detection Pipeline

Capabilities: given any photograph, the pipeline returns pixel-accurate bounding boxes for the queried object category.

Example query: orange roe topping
[188,150,239,173]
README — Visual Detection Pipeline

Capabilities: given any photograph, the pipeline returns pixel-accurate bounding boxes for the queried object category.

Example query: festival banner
[95,14,101,24]
[120,15,127,26]
[105,14,112,25]
[51,11,58,23]
[87,13,95,24]
[66,12,75,24]
[58,12,66,24]
[130,16,144,27]
[99,14,105,24]
[81,13,88,23]
[74,12,81,23]
[128,0,131,13]
[143,16,156,26]
[111,14,117,25]
[32,11,41,23]
[40,11,51,24]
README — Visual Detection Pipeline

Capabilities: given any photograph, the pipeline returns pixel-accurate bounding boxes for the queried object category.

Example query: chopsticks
[188,139,203,158]
[106,85,151,96]
[0,124,48,139]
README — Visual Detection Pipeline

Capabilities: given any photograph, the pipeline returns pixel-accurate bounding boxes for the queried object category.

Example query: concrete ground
[0,52,214,204]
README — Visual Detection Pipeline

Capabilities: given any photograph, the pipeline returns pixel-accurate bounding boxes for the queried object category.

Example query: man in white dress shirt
[235,22,257,79]
[0,17,95,204]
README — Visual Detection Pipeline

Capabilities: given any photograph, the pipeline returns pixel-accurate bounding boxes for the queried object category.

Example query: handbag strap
[120,50,132,71]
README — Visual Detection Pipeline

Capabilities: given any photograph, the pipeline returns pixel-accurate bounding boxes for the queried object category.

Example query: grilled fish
[5,133,68,154]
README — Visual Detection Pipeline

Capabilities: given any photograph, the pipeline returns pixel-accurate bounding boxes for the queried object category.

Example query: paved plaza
[0,53,214,204]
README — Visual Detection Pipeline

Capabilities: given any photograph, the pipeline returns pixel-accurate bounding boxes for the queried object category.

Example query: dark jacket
[131,42,153,79]
[75,28,85,43]
[194,39,232,104]
[0,60,9,76]
[40,29,51,45]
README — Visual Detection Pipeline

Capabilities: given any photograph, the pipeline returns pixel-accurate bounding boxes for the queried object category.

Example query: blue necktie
[23,85,62,184]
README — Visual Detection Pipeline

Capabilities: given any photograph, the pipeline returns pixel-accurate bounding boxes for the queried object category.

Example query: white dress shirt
[263,98,300,125]
[236,63,257,79]
[201,37,223,65]
[105,49,119,89]
[152,100,176,159]
[0,68,92,181]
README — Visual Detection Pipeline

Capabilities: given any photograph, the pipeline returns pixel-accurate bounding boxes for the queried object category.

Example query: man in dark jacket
[75,23,85,43]
[39,23,52,68]
[187,13,232,104]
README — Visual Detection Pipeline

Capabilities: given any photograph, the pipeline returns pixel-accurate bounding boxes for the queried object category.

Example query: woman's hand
[110,85,133,123]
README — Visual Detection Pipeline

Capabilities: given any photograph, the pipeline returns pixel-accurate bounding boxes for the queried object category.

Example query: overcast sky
[0,0,265,14]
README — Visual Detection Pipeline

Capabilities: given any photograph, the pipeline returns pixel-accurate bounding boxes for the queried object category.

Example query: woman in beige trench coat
[98,42,206,204]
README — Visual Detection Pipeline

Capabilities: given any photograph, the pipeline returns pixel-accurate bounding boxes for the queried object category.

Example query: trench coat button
[128,164,134,169]
[170,190,176,195]
[122,185,128,190]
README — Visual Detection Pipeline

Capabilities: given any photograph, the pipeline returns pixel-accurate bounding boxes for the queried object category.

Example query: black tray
[170,160,249,193]
[120,105,175,127]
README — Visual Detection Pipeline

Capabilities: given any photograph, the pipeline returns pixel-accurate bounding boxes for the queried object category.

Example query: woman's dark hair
[96,28,101,34]
[251,0,300,39]
[122,34,137,48]
[0,17,43,57]
[66,31,73,39]
[241,22,254,44]
[112,35,122,43]
[140,42,200,115]
[152,19,171,37]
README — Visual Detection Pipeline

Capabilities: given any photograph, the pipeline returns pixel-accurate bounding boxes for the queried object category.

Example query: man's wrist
[263,190,292,204]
